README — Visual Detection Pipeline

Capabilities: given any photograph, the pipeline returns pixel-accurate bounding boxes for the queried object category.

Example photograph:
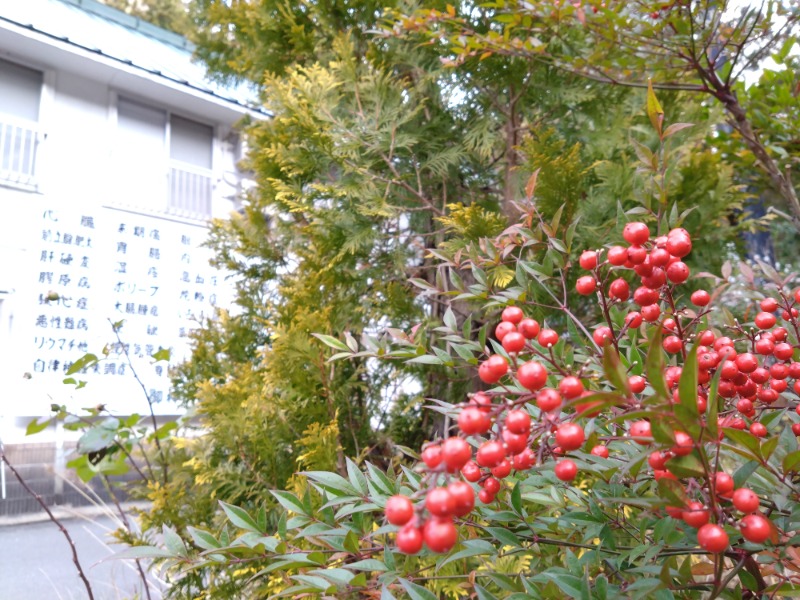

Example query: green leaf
[162,525,188,557]
[535,572,585,598]
[645,328,669,401]
[311,333,350,352]
[399,578,438,600]
[475,584,500,600]
[665,452,705,479]
[151,347,171,362]
[187,527,220,551]
[65,353,99,375]
[661,123,693,139]
[510,480,522,514]
[346,457,368,494]
[657,478,689,507]
[783,450,800,473]
[271,491,308,516]
[303,471,359,495]
[109,545,174,560]
[438,539,496,569]
[219,501,261,533]
[675,343,700,438]
[485,526,522,547]
[646,79,664,135]
[602,343,631,396]
[26,417,51,436]
[346,559,387,572]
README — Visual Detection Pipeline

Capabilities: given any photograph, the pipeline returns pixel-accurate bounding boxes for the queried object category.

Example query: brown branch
[0,449,95,600]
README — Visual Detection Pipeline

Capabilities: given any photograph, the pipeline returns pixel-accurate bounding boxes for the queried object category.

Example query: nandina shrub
[134,201,800,599]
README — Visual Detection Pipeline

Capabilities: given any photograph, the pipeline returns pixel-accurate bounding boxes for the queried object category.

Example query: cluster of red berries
[385,222,796,556]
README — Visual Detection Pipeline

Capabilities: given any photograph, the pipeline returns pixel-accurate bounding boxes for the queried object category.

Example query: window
[0,58,43,189]
[115,97,214,218]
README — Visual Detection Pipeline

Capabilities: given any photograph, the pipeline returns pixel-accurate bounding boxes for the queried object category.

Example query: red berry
[502,428,529,455]
[501,306,524,324]
[735,353,758,374]
[630,420,652,444]
[641,304,661,322]
[421,445,443,468]
[495,320,516,341]
[478,489,495,504]
[663,335,683,354]
[666,261,690,284]
[623,222,650,245]
[627,245,647,264]
[607,246,628,265]
[558,376,584,399]
[555,423,585,451]
[517,361,548,391]
[423,517,457,553]
[396,523,424,554]
[682,501,710,528]
[478,355,508,384]
[774,342,794,361]
[425,487,455,517]
[470,392,493,412]
[461,460,482,482]
[590,445,609,458]
[447,481,475,517]
[491,459,512,479]
[715,472,734,495]
[740,514,771,544]
[501,331,526,353]
[576,276,597,295]
[755,311,777,330]
[697,523,729,553]
[625,311,643,328]
[536,388,562,412]
[648,450,669,470]
[633,286,660,306]
[579,250,598,270]
[476,441,506,468]
[760,298,778,312]
[793,423,800,437]
[505,409,531,434]
[691,290,711,306]
[671,431,693,456]
[538,328,559,348]
[666,232,692,257]
[750,422,767,438]
[629,375,646,393]
[554,459,578,481]
[512,447,536,470]
[482,476,501,495]
[609,278,630,301]
[732,488,760,513]
[458,406,491,436]
[517,318,540,339]
[386,495,415,526]
[442,437,473,471]
[593,326,613,346]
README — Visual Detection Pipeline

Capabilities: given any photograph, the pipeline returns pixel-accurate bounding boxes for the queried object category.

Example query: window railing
[169,160,212,218]
[0,116,40,190]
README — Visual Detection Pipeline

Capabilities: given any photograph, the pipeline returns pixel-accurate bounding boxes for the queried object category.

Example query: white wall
[0,63,239,444]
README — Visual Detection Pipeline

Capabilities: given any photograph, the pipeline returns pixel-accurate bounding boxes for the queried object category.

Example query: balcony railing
[169,161,212,219]
[0,116,40,190]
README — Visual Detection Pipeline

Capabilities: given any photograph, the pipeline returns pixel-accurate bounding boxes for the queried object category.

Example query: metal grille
[169,161,212,218]
[0,117,39,189]
[0,443,138,518]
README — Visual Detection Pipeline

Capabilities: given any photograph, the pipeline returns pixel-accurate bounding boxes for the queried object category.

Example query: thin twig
[0,448,95,600]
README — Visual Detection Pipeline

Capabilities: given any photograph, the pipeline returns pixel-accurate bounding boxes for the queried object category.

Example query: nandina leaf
[705,365,724,442]
[646,79,664,136]
[665,452,705,479]
[645,328,669,403]
[676,343,699,432]
[656,478,690,507]
[783,450,800,473]
[602,343,632,396]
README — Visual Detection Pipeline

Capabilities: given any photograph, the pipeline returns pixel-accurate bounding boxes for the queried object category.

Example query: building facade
[0,0,258,451]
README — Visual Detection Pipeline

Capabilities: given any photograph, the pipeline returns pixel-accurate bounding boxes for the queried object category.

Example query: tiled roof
[0,0,264,113]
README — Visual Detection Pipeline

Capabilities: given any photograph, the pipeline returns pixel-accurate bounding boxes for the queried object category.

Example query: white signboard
[22,205,230,415]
